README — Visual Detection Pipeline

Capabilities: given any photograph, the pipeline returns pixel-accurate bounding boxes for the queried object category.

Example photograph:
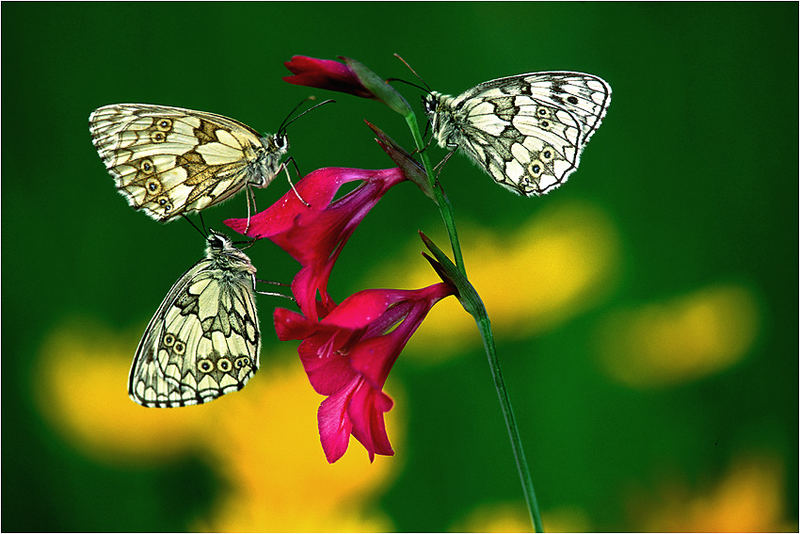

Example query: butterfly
[422,71,611,196]
[129,230,261,407]
[89,103,291,222]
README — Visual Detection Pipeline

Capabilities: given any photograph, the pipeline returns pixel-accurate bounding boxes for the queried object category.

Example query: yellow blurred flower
[452,502,589,532]
[596,284,760,387]
[36,318,399,531]
[368,200,620,361]
[629,455,795,532]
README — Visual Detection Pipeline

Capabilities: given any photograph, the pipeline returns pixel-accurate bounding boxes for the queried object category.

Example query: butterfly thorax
[424,92,460,149]
[206,233,257,275]
[248,133,289,188]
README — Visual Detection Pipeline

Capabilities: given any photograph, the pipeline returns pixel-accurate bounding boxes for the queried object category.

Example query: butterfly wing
[448,72,611,196]
[128,257,261,407]
[89,104,271,221]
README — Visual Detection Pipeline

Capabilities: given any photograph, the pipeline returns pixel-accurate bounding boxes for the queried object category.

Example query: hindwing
[89,104,278,221]
[128,256,261,407]
[433,72,611,196]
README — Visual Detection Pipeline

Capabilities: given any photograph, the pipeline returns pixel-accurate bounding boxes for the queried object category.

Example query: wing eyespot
[145,177,162,195]
[156,118,173,132]
[156,196,173,212]
[528,159,545,178]
[140,158,155,174]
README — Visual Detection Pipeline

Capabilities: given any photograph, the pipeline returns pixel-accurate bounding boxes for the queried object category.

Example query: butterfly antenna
[279,98,335,135]
[393,53,431,91]
[182,214,207,238]
[386,77,431,94]
[278,96,315,134]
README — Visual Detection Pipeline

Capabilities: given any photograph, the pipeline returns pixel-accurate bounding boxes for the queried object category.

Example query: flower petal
[348,382,394,462]
[283,55,375,99]
[318,380,357,463]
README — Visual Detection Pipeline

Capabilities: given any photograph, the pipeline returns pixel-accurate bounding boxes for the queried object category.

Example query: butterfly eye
[198,359,213,373]
[275,134,288,149]
[216,358,232,372]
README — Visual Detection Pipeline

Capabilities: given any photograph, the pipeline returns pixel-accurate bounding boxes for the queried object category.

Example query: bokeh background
[2,2,797,532]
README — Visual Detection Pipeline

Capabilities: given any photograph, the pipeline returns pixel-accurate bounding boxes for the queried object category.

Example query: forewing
[452,72,611,196]
[129,261,261,407]
[89,104,264,221]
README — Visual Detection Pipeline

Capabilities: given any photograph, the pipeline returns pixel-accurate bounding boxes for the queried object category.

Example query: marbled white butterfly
[89,100,330,222]
[129,230,260,407]
[423,72,611,196]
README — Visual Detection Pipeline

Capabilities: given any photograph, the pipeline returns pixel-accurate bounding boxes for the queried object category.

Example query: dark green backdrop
[2,2,797,532]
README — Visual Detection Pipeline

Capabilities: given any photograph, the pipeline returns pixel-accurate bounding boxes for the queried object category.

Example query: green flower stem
[403,113,465,274]
[476,313,544,533]
[403,110,543,532]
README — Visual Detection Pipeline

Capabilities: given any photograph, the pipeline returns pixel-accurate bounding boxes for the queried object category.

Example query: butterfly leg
[433,146,458,178]
[281,157,310,208]
[410,121,435,155]
[243,185,258,234]
[252,276,293,300]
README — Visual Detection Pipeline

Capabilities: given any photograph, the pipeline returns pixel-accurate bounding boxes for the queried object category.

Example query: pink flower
[225,167,406,321]
[274,283,455,463]
[284,55,411,116]
[283,55,374,99]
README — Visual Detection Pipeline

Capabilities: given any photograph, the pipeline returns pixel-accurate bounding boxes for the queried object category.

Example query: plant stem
[403,113,465,274]
[403,110,544,532]
[475,313,544,532]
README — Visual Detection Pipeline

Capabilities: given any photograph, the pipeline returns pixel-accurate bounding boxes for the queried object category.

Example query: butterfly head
[422,91,454,144]
[206,230,256,273]
[422,92,440,117]
[267,131,290,155]
[273,132,289,151]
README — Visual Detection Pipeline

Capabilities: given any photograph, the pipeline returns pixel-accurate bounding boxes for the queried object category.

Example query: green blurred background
[2,2,797,532]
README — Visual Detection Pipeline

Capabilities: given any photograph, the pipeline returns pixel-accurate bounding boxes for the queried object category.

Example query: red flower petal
[348,381,394,462]
[318,379,356,463]
[283,55,375,99]
[225,167,406,320]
